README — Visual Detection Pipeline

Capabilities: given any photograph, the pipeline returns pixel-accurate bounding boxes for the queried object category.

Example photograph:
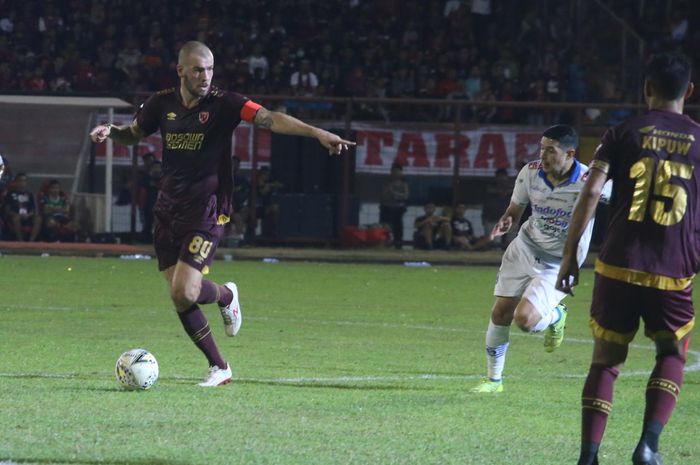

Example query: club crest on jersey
[199,112,209,124]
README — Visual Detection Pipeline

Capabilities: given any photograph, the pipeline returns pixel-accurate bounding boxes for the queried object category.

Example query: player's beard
[184,77,209,99]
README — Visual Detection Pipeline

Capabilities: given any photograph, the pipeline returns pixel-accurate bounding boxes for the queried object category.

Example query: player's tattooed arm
[253,107,275,129]
[254,108,355,155]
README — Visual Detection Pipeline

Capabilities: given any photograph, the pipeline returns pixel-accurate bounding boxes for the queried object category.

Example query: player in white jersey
[472,125,611,393]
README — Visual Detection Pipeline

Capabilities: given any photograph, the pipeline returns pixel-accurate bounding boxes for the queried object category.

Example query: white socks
[485,320,510,381]
[530,305,562,333]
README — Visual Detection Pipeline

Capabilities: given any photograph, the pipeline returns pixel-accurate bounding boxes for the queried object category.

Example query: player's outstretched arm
[556,168,608,296]
[254,107,355,155]
[89,122,144,146]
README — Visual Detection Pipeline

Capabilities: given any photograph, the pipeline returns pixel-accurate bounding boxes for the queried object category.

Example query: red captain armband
[240,100,262,123]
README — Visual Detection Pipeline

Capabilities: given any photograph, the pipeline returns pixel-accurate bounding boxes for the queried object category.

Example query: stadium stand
[0,0,697,118]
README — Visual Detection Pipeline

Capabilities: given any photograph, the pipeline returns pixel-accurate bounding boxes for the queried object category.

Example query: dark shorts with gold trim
[153,216,223,272]
[590,273,695,344]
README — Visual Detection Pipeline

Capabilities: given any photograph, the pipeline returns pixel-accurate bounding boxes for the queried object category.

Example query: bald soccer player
[90,41,354,387]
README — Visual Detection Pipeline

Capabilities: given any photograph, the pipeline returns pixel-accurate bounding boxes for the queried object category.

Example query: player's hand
[490,217,512,240]
[317,130,356,155]
[556,255,579,296]
[89,124,111,143]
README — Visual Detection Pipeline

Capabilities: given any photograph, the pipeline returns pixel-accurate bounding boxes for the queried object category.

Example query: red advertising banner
[353,124,542,176]
[95,116,541,176]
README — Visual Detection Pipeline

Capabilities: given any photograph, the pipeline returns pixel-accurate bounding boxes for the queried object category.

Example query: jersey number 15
[628,157,694,226]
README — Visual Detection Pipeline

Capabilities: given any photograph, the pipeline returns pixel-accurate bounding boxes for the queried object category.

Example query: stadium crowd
[1,0,698,123]
[1,0,698,244]
[0,157,80,242]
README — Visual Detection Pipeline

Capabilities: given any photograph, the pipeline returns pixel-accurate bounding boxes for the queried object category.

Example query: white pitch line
[2,304,700,381]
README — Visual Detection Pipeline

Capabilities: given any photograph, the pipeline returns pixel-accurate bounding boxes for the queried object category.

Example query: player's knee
[170,283,198,310]
[513,310,534,332]
[491,299,516,325]
[655,336,687,360]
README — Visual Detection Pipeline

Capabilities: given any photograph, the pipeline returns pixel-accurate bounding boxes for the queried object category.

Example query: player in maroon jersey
[90,41,354,387]
[557,52,698,465]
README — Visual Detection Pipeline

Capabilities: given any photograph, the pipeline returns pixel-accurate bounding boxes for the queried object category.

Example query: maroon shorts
[153,216,223,272]
[590,273,695,343]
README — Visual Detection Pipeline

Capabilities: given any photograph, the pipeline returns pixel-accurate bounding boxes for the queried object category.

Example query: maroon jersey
[136,87,259,227]
[592,109,700,290]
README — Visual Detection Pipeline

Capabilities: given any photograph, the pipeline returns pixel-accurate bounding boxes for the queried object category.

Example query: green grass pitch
[0,255,698,465]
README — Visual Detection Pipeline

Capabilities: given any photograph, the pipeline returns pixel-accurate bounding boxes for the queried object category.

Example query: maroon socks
[177,304,227,368]
[578,351,686,463]
[639,353,686,451]
[198,279,233,307]
[578,363,619,464]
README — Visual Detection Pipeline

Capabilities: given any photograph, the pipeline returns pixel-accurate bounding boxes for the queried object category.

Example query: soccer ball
[115,348,159,390]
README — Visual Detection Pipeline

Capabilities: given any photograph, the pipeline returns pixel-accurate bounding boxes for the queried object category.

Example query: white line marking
[2,304,699,382]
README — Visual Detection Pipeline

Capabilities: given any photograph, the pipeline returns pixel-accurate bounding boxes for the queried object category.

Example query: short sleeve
[221,91,260,123]
[590,128,615,177]
[135,94,160,136]
[510,165,530,206]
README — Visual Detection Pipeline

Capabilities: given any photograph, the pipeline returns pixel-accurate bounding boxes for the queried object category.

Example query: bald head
[178,41,213,65]
[177,41,214,103]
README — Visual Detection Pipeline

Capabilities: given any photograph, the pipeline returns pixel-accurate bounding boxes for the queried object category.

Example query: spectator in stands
[464,65,483,99]
[495,80,518,124]
[441,79,472,121]
[115,38,142,76]
[481,168,514,249]
[473,79,497,123]
[3,172,41,242]
[451,203,477,249]
[267,63,289,95]
[290,59,318,96]
[525,78,548,125]
[451,202,495,250]
[3,0,699,124]
[0,154,11,193]
[388,67,416,98]
[379,162,409,249]
[248,43,269,79]
[414,202,452,250]
[39,179,78,241]
[491,47,520,82]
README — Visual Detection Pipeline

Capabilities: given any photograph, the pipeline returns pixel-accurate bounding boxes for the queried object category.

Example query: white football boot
[198,363,233,387]
[219,282,242,336]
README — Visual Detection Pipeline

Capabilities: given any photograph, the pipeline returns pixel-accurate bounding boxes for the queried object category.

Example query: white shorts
[493,236,567,316]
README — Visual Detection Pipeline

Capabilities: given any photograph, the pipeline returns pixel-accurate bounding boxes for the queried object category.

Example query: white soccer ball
[115,348,159,390]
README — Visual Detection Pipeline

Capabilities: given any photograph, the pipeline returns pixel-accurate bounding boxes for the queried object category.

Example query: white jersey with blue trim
[511,159,611,263]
